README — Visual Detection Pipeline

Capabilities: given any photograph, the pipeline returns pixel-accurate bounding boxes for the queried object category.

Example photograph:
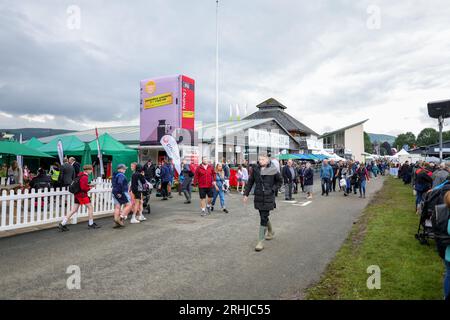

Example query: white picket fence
[0,179,114,231]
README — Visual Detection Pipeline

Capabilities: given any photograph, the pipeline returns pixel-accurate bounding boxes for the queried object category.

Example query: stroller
[142,179,154,215]
[415,180,450,245]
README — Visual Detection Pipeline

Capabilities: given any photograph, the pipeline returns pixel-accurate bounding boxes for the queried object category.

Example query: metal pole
[439,116,443,162]
[214,0,219,165]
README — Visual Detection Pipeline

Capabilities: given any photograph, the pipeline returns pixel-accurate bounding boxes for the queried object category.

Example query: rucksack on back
[68,176,82,194]
[432,204,450,248]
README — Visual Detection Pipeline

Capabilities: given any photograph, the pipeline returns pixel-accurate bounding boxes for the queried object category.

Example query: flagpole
[214,0,219,165]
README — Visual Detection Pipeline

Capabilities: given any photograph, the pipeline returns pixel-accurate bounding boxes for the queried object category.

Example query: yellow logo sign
[145,80,156,94]
[144,93,173,109]
[182,111,195,118]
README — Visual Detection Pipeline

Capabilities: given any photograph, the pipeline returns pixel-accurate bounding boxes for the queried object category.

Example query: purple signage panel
[140,75,181,145]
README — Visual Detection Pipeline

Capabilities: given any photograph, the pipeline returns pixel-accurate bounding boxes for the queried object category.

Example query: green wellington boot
[265,221,275,240]
[255,226,267,252]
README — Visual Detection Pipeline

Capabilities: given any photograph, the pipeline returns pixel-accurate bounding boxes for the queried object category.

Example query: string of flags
[228,103,248,121]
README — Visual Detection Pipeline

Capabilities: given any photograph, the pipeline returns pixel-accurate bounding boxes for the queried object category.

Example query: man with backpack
[58,164,100,231]
[415,164,433,213]
[111,164,132,228]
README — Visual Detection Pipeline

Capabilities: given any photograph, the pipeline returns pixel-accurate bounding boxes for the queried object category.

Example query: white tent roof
[396,149,410,156]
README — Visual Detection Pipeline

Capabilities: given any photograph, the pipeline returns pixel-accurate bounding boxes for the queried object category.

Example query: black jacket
[72,162,81,176]
[30,174,52,191]
[244,163,282,211]
[131,172,147,193]
[282,165,297,183]
[303,168,314,186]
[144,163,156,181]
[59,163,75,186]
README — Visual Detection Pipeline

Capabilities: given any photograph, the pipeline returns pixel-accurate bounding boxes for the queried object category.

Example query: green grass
[306,177,445,300]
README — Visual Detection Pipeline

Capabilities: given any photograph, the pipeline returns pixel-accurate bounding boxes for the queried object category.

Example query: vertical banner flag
[95,128,104,176]
[17,134,23,168]
[229,104,233,121]
[160,135,181,175]
[57,139,64,165]
[235,104,240,121]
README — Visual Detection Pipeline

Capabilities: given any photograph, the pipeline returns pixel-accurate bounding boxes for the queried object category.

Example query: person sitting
[30,168,52,191]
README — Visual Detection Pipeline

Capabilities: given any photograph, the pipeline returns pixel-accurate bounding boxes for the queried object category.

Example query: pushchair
[142,179,154,215]
[415,181,450,245]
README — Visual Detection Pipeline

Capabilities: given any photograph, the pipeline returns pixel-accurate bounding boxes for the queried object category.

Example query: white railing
[0,180,114,231]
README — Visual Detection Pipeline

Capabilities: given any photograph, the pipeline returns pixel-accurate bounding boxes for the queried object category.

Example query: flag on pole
[244,103,248,117]
[229,104,233,121]
[235,104,240,121]
[160,135,181,174]
[95,128,105,176]
[17,134,23,168]
[57,140,64,165]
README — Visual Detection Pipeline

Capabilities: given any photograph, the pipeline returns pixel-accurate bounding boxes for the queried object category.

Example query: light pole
[427,99,450,163]
[214,0,220,165]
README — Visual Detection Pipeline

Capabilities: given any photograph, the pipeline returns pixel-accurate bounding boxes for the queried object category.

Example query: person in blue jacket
[160,159,172,201]
[111,164,132,228]
[320,160,334,196]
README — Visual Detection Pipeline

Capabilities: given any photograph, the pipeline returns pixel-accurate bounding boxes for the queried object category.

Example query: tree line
[363,128,449,156]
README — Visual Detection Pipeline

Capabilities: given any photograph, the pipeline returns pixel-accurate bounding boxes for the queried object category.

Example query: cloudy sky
[1,0,450,136]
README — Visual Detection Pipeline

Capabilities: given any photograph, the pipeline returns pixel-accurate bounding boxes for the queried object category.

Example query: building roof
[244,98,319,136]
[319,119,369,138]
[38,118,299,148]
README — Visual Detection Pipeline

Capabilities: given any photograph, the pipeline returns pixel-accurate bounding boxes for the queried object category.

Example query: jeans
[212,187,225,208]
[161,181,169,198]
[321,178,331,195]
[182,176,192,201]
[259,210,270,227]
[416,191,424,208]
[284,181,293,199]
[331,176,337,192]
[359,180,367,196]
[444,260,450,300]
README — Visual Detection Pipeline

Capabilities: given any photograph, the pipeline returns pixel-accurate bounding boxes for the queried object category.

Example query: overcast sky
[1,0,450,136]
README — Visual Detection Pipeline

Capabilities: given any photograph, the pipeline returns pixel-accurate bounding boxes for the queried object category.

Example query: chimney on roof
[256,98,287,111]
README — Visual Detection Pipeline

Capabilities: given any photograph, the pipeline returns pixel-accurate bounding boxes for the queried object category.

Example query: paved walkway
[0,177,386,299]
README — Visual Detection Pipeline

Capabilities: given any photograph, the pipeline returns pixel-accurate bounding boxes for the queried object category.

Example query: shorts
[304,185,313,193]
[113,192,131,205]
[75,195,91,205]
[199,187,213,199]
[132,191,143,200]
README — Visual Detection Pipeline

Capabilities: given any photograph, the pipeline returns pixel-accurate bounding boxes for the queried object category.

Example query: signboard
[434,148,450,153]
[307,138,323,151]
[248,129,289,149]
[140,75,195,145]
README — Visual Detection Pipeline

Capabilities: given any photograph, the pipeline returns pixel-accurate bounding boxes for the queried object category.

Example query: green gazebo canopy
[38,135,92,165]
[0,141,53,158]
[88,133,138,179]
[275,154,302,160]
[24,137,44,149]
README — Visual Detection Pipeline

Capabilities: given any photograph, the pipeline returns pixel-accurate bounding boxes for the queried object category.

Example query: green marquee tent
[0,141,53,158]
[275,154,302,160]
[88,133,138,179]
[38,135,92,166]
[24,137,44,149]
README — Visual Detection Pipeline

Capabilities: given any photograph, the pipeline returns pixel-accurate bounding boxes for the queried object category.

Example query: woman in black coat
[244,154,282,252]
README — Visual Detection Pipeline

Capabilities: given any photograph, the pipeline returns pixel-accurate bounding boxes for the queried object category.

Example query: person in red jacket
[58,164,100,231]
[194,157,215,216]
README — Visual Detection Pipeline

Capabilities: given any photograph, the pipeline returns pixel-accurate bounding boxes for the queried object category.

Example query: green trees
[416,128,439,147]
[364,132,372,153]
[393,132,416,150]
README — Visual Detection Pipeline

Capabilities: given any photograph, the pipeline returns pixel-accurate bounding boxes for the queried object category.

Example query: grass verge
[306,177,445,300]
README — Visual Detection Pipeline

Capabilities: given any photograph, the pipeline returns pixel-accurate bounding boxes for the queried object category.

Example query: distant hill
[368,133,396,144]
[0,128,76,141]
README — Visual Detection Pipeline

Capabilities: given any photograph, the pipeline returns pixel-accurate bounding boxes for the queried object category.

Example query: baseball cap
[117,164,127,170]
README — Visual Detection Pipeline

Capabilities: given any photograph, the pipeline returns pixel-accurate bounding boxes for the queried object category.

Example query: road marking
[292,201,312,207]
[282,200,297,204]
